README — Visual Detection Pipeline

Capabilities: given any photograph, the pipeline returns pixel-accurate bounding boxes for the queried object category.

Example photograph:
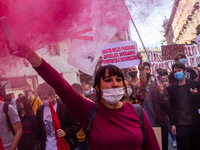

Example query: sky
[129,0,175,48]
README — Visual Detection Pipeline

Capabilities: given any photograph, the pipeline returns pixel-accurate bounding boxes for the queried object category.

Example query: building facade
[162,0,200,45]
[0,40,80,97]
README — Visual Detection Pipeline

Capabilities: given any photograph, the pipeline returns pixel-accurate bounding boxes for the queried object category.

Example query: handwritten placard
[101,41,140,69]
[162,44,185,60]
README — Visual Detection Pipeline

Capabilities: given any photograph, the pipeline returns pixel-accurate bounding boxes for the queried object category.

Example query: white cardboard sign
[195,34,200,44]
[101,41,140,69]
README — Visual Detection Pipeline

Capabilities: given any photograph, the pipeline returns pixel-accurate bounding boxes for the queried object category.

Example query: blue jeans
[167,116,176,141]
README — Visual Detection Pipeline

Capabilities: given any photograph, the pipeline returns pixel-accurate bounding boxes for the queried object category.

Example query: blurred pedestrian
[27,90,42,114]
[16,96,38,150]
[0,96,22,150]
[84,84,96,102]
[36,82,81,150]
[122,78,135,103]
[157,68,162,81]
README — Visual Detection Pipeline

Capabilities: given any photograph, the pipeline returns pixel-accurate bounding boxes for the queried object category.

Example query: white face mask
[42,99,50,106]
[124,87,133,97]
[101,87,124,105]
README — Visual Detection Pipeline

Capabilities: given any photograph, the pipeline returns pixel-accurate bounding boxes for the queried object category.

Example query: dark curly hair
[16,96,33,119]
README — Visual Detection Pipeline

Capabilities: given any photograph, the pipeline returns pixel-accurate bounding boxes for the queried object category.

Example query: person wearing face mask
[127,53,147,97]
[15,96,38,150]
[122,78,136,103]
[169,53,197,84]
[26,90,42,114]
[127,66,139,86]
[156,68,162,81]
[167,62,200,150]
[11,93,16,105]
[36,82,81,150]
[137,61,170,150]
[84,84,96,102]
[11,44,160,150]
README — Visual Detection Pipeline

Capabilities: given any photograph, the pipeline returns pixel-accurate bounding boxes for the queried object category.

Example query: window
[49,43,60,56]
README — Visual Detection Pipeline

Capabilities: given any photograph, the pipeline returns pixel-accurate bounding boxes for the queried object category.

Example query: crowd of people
[0,44,200,150]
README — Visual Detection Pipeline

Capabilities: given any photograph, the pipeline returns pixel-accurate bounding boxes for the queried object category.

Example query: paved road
[168,134,177,150]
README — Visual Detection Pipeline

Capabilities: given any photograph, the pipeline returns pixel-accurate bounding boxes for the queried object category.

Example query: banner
[101,41,140,69]
[161,44,185,60]
[148,44,200,75]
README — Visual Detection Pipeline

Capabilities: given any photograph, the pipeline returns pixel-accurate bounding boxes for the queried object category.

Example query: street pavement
[168,134,177,150]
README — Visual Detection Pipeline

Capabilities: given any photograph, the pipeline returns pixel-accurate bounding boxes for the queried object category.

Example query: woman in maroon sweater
[13,45,160,150]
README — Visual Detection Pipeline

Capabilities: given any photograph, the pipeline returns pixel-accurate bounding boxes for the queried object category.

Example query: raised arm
[11,45,94,126]
[137,52,147,84]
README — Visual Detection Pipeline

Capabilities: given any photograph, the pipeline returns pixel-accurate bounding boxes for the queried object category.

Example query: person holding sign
[125,53,148,104]
[10,44,160,150]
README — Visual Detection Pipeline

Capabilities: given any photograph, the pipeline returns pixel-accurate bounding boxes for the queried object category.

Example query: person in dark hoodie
[36,82,81,150]
[16,96,38,150]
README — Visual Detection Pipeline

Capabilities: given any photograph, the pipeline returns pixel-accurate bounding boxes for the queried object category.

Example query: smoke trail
[0,0,172,76]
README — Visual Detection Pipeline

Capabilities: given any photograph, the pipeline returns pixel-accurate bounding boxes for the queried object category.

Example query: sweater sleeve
[34,59,94,128]
[141,109,161,150]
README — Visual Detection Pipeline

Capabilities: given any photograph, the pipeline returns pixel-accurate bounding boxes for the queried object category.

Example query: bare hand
[98,56,103,67]
[190,88,198,95]
[7,43,42,68]
[57,129,66,138]
[137,52,142,62]
[157,84,164,93]
[7,42,34,59]
[172,125,177,135]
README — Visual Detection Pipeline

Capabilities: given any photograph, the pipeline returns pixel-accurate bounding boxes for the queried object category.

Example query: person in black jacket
[168,53,197,84]
[36,82,81,150]
[16,96,38,150]
[167,62,200,150]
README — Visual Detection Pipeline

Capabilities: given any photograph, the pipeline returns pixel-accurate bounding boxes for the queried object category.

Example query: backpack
[85,103,148,143]
[3,102,15,135]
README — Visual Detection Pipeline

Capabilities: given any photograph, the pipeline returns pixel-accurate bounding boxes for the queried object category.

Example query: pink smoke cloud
[0,0,170,76]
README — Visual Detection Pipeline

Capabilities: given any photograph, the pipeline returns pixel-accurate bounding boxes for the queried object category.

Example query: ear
[184,70,187,74]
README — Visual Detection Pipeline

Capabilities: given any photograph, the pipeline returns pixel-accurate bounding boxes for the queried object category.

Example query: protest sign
[101,41,140,69]
[195,34,200,44]
[161,44,185,60]
[148,44,200,75]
